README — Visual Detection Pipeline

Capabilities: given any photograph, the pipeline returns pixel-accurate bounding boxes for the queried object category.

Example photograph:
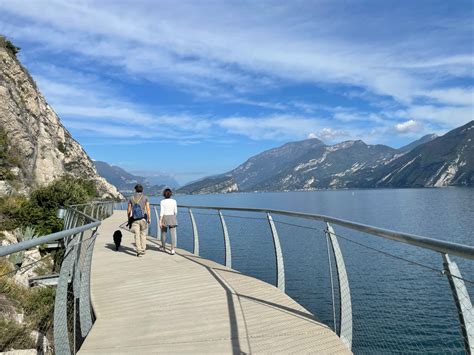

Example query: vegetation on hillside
[0,176,97,234]
[0,35,20,56]
[0,258,55,352]
[0,128,24,184]
[0,176,98,351]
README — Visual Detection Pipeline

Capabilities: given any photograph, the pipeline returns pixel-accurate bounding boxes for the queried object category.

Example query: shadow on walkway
[104,243,136,256]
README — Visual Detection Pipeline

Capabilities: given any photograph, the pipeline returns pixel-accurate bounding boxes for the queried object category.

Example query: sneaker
[171,249,175,255]
[136,252,140,257]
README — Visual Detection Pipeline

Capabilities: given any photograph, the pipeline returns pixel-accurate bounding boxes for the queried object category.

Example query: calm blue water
[146,188,474,354]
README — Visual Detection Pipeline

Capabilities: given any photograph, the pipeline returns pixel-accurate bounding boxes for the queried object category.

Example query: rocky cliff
[371,120,474,187]
[0,37,122,199]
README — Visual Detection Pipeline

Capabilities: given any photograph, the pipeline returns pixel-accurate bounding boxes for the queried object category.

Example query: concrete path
[79,211,351,354]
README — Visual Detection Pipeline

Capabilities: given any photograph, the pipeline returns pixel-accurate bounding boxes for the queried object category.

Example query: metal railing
[0,201,114,355]
[117,201,473,354]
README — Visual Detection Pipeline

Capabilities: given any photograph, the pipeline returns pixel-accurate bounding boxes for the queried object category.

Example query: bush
[57,141,67,154]
[0,258,56,351]
[23,286,56,331]
[0,176,97,234]
[0,319,36,351]
[0,195,28,231]
[0,36,20,57]
[0,127,24,181]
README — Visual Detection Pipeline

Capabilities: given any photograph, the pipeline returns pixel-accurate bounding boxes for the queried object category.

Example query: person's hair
[163,188,172,199]
[135,184,144,193]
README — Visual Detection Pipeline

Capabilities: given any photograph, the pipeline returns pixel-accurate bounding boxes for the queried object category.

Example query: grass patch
[0,318,36,351]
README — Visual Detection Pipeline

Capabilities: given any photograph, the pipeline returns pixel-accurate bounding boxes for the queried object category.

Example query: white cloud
[0,0,471,107]
[420,87,473,106]
[318,128,348,141]
[217,115,325,140]
[406,105,473,127]
[0,0,471,146]
[217,115,354,142]
[393,120,424,134]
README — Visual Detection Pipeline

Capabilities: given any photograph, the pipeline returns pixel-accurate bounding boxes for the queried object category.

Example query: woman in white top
[159,188,178,255]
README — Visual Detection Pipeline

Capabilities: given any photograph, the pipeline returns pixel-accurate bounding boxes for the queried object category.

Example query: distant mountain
[371,121,474,187]
[178,138,398,193]
[178,122,473,194]
[253,140,397,191]
[397,133,438,153]
[94,161,178,195]
[177,175,237,194]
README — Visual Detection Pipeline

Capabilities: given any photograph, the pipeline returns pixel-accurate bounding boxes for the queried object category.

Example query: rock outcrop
[0,37,122,199]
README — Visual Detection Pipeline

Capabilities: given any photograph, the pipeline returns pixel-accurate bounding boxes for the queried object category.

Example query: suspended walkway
[79,210,349,353]
[0,202,473,354]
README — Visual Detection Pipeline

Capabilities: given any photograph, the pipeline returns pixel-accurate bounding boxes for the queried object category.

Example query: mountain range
[178,121,473,194]
[94,161,179,195]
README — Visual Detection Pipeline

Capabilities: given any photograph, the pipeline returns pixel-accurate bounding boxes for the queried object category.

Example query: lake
[146,188,474,354]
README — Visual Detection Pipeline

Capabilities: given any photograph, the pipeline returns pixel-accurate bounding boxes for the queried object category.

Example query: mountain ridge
[94,160,178,195]
[178,122,473,194]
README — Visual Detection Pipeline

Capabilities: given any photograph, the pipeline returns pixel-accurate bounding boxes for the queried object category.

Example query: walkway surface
[79,211,351,354]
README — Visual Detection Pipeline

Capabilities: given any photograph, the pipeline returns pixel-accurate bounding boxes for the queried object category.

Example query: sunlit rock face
[0,38,122,199]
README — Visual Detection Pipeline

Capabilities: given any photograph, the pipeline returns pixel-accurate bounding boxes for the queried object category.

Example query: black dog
[113,230,122,251]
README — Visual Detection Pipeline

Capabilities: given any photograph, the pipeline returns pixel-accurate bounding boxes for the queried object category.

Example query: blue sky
[0,0,472,184]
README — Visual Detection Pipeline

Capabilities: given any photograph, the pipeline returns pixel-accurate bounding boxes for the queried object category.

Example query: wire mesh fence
[0,201,113,354]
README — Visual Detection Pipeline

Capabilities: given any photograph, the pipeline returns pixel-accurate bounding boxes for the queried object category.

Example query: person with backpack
[160,188,178,255]
[128,184,151,257]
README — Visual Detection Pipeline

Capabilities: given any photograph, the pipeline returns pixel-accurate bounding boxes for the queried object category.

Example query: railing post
[326,231,337,333]
[442,253,474,353]
[89,204,95,220]
[80,229,98,337]
[54,242,76,355]
[66,213,79,248]
[189,209,199,256]
[98,204,103,220]
[218,210,232,269]
[63,209,71,231]
[154,206,160,239]
[325,222,352,351]
[266,213,285,292]
[73,232,84,303]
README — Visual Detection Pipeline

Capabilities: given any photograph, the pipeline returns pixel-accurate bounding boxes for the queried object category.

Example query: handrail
[150,203,474,260]
[0,204,102,258]
[0,219,100,258]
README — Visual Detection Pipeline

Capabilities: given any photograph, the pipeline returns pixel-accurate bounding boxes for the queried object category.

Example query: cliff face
[0,38,122,199]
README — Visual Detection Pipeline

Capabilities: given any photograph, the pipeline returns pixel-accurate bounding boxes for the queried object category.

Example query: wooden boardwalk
[79,211,351,354]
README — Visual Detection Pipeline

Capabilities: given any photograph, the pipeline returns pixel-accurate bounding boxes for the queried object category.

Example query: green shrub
[0,195,28,230]
[0,319,36,351]
[0,35,20,57]
[57,141,67,154]
[0,258,56,350]
[0,176,97,234]
[0,127,24,181]
[23,286,56,331]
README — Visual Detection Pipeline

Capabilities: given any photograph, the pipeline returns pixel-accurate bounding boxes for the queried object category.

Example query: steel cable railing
[117,202,473,354]
[0,201,114,355]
